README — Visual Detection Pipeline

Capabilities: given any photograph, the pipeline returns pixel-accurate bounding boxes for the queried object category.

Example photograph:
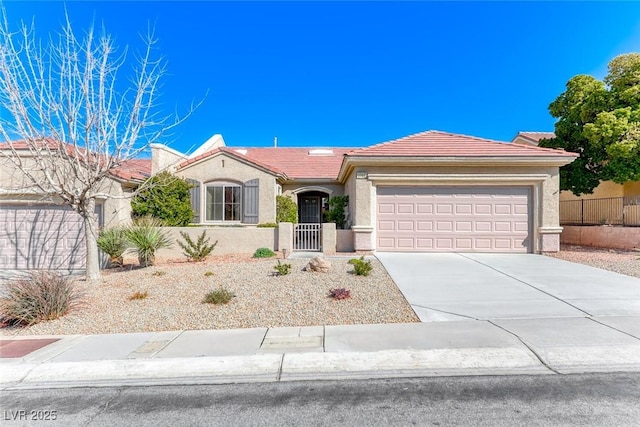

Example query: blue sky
[5,1,640,152]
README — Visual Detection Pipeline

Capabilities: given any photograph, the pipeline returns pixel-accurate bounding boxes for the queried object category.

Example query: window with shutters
[205,182,242,222]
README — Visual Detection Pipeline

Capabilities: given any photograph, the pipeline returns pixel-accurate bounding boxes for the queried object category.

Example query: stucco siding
[624,181,640,197]
[281,183,344,198]
[559,181,624,201]
[176,153,278,224]
[153,226,277,257]
[1,153,133,228]
[346,164,563,253]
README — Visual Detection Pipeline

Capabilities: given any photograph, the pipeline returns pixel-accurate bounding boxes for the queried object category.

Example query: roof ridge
[519,131,555,134]
[357,129,508,152]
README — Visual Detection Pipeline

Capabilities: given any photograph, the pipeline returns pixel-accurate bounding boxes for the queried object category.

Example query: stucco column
[322,223,337,255]
[538,168,562,252]
[352,174,375,251]
[277,222,294,255]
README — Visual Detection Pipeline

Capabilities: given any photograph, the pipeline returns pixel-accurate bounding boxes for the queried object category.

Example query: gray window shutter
[186,179,201,223]
[243,178,259,224]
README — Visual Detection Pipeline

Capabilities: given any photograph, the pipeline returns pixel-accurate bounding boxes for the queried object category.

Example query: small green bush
[204,271,215,277]
[273,260,292,276]
[97,227,129,267]
[257,222,278,228]
[348,256,373,276]
[253,247,276,258]
[125,216,172,267]
[326,195,349,229]
[0,272,84,326]
[203,288,234,305]
[276,195,298,223]
[131,171,194,226]
[177,231,218,262]
[128,291,149,300]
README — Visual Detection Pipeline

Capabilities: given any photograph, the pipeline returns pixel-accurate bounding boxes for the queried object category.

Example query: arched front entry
[297,190,330,223]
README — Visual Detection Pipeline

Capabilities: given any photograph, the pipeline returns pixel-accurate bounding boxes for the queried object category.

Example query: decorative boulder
[305,256,331,273]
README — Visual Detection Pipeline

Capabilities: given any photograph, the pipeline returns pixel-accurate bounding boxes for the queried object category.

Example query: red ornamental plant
[329,288,351,300]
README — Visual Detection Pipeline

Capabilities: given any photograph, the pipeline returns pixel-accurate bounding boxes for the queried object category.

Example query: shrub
[257,222,278,228]
[131,171,194,226]
[0,272,84,326]
[203,288,234,305]
[329,288,351,300]
[276,195,298,223]
[253,247,276,258]
[125,216,172,267]
[348,256,373,276]
[128,291,149,300]
[151,270,166,277]
[326,195,349,229]
[273,260,292,276]
[177,231,218,262]
[204,271,215,277]
[96,227,129,267]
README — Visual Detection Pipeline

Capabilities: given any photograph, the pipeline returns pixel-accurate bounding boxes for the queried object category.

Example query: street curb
[1,347,550,390]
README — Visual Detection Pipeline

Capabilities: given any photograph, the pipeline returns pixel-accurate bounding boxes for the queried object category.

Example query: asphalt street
[1,373,639,426]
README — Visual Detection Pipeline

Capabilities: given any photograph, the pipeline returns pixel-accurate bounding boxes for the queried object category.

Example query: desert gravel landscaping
[0,255,419,336]
[547,245,640,279]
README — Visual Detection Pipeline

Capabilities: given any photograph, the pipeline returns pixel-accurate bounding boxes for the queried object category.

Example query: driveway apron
[375,253,640,322]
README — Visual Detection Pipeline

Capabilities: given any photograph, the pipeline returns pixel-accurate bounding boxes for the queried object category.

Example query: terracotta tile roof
[178,146,352,180]
[110,159,152,181]
[348,130,575,157]
[514,131,556,144]
[1,139,152,182]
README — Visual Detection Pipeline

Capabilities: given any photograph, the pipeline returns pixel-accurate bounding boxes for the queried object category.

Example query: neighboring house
[512,132,640,201]
[154,130,576,254]
[0,130,577,272]
[0,141,150,270]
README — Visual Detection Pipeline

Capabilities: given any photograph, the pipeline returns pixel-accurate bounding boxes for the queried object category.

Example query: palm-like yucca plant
[96,227,129,267]
[125,216,172,267]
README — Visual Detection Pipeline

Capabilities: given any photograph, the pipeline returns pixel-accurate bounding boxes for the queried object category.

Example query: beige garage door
[377,187,531,253]
[0,204,86,270]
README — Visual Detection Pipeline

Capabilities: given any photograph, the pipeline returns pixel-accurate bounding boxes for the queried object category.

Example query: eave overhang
[336,155,578,182]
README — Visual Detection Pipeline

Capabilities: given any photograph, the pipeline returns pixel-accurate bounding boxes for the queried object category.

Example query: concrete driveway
[376,253,640,322]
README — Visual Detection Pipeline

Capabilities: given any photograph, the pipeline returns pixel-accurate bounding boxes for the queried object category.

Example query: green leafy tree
[131,171,193,226]
[326,195,349,229]
[276,195,298,223]
[540,53,640,195]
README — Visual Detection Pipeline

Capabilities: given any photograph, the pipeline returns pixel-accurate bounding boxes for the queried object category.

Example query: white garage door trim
[0,204,87,270]
[376,186,532,253]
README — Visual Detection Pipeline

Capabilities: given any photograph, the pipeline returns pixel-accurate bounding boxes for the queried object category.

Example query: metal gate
[294,223,321,251]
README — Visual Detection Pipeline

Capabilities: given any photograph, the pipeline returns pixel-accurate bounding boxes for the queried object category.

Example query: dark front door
[299,196,321,223]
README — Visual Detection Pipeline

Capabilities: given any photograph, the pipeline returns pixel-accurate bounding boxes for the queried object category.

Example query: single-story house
[0,141,150,270]
[1,130,577,270]
[155,130,577,254]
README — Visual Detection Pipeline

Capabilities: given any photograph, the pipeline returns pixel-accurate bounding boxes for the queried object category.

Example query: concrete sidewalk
[3,317,640,390]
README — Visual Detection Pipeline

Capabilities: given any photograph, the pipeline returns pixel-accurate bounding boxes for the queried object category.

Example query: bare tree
[0,8,195,281]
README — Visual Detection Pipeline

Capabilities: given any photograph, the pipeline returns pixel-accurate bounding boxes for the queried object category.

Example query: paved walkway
[2,317,640,389]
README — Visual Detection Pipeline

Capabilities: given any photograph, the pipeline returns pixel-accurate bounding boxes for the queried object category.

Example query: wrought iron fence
[294,223,322,251]
[560,196,640,226]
